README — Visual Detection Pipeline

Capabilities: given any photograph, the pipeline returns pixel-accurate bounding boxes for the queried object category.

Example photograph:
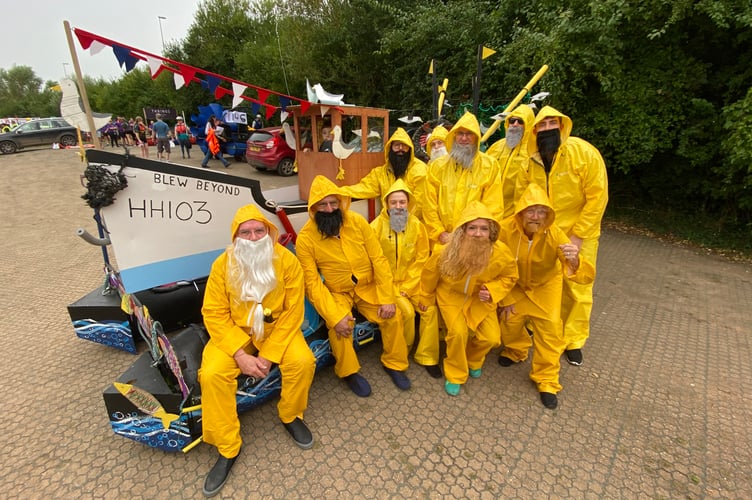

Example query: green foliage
[0,66,60,117]
[2,0,750,240]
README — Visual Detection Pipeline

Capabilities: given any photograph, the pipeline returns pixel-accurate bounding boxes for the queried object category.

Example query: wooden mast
[63,20,101,148]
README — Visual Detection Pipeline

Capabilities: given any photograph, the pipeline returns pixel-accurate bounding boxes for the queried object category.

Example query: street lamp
[157,16,167,52]
[62,62,70,78]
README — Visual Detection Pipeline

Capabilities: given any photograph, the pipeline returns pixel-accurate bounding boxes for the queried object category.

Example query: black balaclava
[536,129,561,173]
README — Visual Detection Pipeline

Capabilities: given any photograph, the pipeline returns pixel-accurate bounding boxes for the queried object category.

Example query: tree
[0,66,60,117]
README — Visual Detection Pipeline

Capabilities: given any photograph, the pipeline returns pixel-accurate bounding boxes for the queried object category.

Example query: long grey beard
[388,208,408,232]
[228,234,277,339]
[505,127,524,149]
[450,143,477,169]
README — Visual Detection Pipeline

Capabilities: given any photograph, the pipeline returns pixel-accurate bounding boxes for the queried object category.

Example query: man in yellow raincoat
[199,204,316,497]
[497,184,595,409]
[486,104,536,218]
[340,127,428,219]
[421,201,518,396]
[370,180,442,378]
[296,175,411,397]
[517,106,608,366]
[426,124,449,164]
[423,111,503,244]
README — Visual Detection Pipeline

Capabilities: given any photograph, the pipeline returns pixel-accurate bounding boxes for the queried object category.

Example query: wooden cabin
[287,104,389,201]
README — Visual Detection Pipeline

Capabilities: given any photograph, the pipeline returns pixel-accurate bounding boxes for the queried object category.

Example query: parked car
[0,117,78,154]
[245,127,296,176]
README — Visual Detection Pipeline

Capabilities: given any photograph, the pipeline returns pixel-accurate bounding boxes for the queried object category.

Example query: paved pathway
[0,148,750,498]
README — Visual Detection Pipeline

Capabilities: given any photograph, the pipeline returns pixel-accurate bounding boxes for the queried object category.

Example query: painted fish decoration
[113,382,180,430]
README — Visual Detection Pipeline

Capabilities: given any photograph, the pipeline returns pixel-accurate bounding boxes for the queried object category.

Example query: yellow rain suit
[370,180,440,366]
[517,106,608,351]
[421,202,518,384]
[486,104,536,218]
[340,127,428,219]
[296,175,409,378]
[423,112,504,242]
[497,184,595,393]
[199,204,315,459]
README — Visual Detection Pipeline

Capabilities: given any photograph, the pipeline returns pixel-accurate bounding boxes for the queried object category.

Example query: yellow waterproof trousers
[328,292,409,378]
[412,303,440,367]
[442,309,501,385]
[561,237,600,350]
[500,314,565,394]
[395,296,440,366]
[198,335,315,459]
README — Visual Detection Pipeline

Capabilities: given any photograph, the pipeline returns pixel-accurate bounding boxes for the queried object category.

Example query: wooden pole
[63,20,101,148]
[480,64,549,143]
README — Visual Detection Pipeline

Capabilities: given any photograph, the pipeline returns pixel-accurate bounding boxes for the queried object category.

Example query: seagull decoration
[331,125,356,180]
[59,78,112,133]
[281,121,297,150]
[305,79,347,106]
[280,122,299,175]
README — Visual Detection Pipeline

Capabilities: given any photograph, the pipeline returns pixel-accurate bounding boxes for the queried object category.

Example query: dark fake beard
[388,149,410,178]
[536,129,561,173]
[314,209,344,238]
[388,207,408,232]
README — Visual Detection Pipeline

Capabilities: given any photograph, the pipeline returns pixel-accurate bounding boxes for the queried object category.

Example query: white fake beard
[450,143,477,169]
[430,145,447,160]
[505,127,524,149]
[228,234,277,340]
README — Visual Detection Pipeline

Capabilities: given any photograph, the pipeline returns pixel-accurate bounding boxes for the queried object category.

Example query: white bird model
[281,122,297,150]
[331,126,356,160]
[59,78,112,133]
[330,125,356,180]
[312,83,345,105]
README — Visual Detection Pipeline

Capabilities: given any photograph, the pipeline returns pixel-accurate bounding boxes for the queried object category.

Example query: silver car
[0,118,78,154]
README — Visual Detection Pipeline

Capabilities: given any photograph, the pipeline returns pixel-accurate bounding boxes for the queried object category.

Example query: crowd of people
[100,114,197,160]
[197,105,608,497]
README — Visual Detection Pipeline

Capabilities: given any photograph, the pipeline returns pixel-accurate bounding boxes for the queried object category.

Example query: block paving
[0,147,750,498]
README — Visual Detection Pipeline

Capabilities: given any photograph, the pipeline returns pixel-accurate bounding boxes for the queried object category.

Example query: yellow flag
[482,46,497,60]
[428,60,434,75]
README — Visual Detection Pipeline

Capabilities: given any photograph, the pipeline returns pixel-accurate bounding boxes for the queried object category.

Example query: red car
[245,127,296,176]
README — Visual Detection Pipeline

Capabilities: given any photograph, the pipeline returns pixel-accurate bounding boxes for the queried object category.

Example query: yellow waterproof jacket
[498,184,595,317]
[486,104,535,218]
[421,201,518,330]
[340,127,428,219]
[201,204,305,363]
[369,179,430,298]
[423,112,503,241]
[518,106,608,239]
[297,175,396,328]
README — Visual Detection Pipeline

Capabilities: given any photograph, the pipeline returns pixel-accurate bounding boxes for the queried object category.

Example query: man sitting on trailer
[199,204,316,497]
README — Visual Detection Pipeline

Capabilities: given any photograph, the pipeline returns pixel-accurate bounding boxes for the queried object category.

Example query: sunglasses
[508,118,524,125]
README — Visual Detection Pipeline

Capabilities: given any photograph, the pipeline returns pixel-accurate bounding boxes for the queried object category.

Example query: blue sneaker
[445,381,460,396]
[469,368,482,378]
[383,367,411,390]
[344,373,371,397]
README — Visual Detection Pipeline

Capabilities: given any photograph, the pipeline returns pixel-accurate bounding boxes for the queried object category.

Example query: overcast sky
[1,0,203,83]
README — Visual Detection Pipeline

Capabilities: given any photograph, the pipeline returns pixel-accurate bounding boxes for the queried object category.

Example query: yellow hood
[379,179,415,216]
[455,201,500,240]
[426,125,449,156]
[446,112,481,152]
[528,105,573,152]
[230,203,279,243]
[514,183,556,231]
[384,127,416,164]
[307,175,351,218]
[505,104,535,141]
